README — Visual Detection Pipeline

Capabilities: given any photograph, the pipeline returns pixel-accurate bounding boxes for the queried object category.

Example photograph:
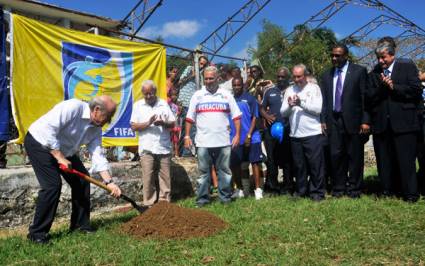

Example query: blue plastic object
[271,122,284,143]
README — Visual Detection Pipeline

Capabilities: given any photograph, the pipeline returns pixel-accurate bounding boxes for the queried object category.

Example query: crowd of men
[21,35,425,244]
[177,36,425,206]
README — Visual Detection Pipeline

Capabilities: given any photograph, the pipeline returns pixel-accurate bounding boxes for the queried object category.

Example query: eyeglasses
[277,75,287,79]
[331,53,343,58]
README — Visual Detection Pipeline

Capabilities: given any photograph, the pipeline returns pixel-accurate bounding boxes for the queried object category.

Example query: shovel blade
[120,194,148,214]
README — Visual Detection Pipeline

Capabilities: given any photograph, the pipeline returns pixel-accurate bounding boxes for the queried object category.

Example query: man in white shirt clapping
[130,80,176,208]
[280,64,326,201]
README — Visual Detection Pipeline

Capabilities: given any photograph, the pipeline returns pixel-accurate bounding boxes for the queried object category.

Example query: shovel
[59,164,147,214]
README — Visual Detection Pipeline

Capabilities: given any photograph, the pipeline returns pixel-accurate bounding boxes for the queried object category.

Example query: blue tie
[384,69,390,77]
[334,68,343,112]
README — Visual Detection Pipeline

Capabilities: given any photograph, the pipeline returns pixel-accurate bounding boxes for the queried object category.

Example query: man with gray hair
[184,66,242,207]
[130,80,175,208]
[366,37,422,202]
[24,95,122,244]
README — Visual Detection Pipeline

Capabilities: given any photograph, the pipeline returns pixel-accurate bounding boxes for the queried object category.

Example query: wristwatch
[247,134,251,139]
[103,178,114,185]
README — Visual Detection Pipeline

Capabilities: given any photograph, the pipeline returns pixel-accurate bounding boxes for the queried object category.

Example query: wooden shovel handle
[59,164,112,193]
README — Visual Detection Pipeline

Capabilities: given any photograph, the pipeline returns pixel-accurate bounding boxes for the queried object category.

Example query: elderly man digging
[24,96,122,244]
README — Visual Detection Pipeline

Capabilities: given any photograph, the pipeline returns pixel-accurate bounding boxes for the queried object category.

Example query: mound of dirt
[120,201,228,240]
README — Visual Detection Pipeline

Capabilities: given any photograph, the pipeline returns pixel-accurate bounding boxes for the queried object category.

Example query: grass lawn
[1,168,425,265]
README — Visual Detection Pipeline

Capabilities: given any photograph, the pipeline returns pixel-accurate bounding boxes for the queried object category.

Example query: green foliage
[166,54,191,76]
[417,58,425,71]
[251,19,288,80]
[251,21,339,80]
[2,168,425,265]
[287,33,332,77]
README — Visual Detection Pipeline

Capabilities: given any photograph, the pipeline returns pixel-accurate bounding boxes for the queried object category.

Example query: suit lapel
[328,68,335,110]
[390,60,400,82]
[342,63,353,94]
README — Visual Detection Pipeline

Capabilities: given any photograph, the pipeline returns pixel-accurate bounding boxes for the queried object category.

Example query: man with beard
[184,66,241,207]
[260,67,293,194]
[321,43,370,198]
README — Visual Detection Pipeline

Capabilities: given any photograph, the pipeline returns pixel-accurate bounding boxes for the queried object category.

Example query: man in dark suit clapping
[367,38,422,202]
[321,43,370,198]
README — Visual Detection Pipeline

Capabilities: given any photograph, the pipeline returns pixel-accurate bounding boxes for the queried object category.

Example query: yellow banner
[11,14,166,146]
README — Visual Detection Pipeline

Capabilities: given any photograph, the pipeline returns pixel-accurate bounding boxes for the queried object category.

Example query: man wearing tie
[321,43,370,198]
[367,40,422,202]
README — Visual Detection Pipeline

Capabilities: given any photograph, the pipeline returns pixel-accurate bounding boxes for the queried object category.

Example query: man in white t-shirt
[280,64,326,201]
[184,66,242,207]
[130,80,176,207]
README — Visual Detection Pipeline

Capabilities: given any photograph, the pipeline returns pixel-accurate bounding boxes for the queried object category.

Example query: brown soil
[120,201,228,240]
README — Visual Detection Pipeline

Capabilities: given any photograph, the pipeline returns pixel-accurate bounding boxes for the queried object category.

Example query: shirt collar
[387,60,395,74]
[141,98,164,107]
[335,61,349,74]
[82,103,91,120]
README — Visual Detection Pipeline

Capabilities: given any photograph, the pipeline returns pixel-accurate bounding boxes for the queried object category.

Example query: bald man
[24,96,122,244]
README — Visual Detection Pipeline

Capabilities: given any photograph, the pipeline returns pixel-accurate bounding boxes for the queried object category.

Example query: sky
[40,0,425,62]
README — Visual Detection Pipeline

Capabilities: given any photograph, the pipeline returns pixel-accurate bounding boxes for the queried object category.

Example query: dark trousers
[0,140,6,165]
[263,128,293,192]
[24,133,91,238]
[179,106,196,156]
[329,114,364,197]
[373,129,418,200]
[290,134,326,199]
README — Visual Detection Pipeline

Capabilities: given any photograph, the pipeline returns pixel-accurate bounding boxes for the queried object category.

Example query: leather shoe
[310,196,325,202]
[27,234,50,245]
[404,197,418,203]
[70,227,97,234]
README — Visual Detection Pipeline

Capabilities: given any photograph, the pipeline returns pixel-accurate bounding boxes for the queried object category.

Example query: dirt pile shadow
[120,201,228,240]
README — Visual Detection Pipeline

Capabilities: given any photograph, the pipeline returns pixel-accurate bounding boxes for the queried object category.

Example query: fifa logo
[61,42,136,138]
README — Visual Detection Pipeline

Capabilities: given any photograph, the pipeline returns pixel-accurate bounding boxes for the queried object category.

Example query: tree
[250,21,337,80]
[250,19,288,80]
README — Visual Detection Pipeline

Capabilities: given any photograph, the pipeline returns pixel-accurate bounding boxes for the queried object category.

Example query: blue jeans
[196,146,232,204]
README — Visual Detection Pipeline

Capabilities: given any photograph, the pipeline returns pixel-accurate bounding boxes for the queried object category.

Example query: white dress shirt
[28,99,109,173]
[130,98,175,155]
[385,60,395,77]
[280,82,323,138]
[333,61,349,109]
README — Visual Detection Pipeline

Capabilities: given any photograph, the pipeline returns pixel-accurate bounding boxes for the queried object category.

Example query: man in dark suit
[367,41,422,202]
[321,43,370,198]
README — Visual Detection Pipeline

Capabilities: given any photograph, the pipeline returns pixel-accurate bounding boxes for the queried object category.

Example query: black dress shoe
[348,193,361,199]
[332,192,345,198]
[27,234,50,245]
[404,197,418,203]
[310,195,325,202]
[70,227,97,234]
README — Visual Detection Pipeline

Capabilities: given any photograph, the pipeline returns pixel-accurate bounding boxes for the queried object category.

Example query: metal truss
[286,0,349,39]
[122,0,163,39]
[286,0,425,66]
[342,15,419,46]
[198,0,271,59]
